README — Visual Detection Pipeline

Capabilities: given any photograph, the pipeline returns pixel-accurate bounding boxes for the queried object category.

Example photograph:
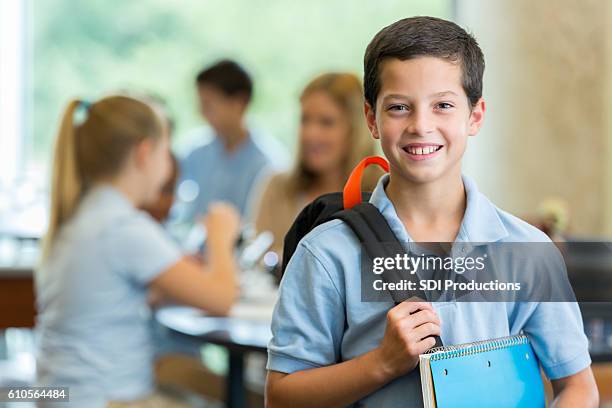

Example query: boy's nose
[406,110,434,136]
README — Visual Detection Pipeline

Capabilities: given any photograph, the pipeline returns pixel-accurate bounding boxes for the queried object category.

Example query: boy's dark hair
[364,16,484,109]
[195,59,253,103]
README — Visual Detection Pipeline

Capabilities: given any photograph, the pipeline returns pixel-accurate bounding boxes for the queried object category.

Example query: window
[27,0,453,174]
[0,0,26,187]
[1,1,453,236]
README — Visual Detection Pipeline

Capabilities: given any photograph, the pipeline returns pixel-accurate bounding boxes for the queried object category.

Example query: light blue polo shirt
[35,185,182,407]
[267,174,591,407]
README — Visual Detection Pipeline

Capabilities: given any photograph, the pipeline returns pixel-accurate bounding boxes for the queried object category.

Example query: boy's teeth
[408,146,438,155]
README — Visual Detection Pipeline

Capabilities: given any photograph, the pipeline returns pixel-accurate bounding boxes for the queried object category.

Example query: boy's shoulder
[482,193,552,243]
[463,175,551,244]
[286,219,362,290]
[297,219,361,262]
[300,218,358,245]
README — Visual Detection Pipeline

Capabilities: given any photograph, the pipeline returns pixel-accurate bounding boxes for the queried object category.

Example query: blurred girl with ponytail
[36,95,239,407]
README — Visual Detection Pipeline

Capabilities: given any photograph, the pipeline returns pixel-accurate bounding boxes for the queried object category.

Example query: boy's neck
[385,169,466,242]
[218,123,249,152]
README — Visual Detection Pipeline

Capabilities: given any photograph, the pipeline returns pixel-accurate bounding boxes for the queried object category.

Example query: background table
[155,304,273,408]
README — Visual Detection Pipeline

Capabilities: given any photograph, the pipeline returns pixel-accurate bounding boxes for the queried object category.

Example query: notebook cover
[429,339,545,407]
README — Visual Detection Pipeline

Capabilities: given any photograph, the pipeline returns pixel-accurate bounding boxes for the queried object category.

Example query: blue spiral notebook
[419,334,545,408]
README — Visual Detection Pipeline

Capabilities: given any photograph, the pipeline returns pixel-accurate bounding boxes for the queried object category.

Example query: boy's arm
[519,248,596,406]
[266,350,389,408]
[266,301,441,408]
[550,367,599,408]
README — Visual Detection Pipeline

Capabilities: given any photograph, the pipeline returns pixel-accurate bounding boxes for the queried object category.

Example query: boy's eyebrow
[431,91,459,98]
[381,91,460,102]
[381,94,410,101]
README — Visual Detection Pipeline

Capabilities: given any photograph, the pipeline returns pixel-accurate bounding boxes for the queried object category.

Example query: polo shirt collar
[369,174,508,244]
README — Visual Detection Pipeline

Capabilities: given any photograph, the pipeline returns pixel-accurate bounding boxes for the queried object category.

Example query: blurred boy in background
[173,59,287,224]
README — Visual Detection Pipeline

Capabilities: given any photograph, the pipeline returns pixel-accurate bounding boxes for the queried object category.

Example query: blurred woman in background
[36,95,239,408]
[253,72,381,256]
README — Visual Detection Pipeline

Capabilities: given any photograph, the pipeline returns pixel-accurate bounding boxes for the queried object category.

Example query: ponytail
[41,99,84,261]
[40,95,166,262]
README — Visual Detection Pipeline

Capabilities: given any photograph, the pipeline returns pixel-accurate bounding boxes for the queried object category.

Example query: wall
[458,0,611,236]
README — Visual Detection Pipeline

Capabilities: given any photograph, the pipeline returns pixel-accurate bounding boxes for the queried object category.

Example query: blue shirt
[35,185,182,407]
[267,174,591,407]
[173,127,287,221]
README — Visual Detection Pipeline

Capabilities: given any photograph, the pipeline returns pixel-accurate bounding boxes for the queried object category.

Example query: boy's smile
[402,142,444,161]
[366,56,485,184]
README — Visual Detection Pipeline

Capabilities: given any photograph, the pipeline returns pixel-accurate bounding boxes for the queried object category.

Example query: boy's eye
[387,104,409,112]
[436,102,454,110]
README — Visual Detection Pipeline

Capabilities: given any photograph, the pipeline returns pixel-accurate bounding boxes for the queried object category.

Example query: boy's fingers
[403,309,440,330]
[413,336,438,355]
[410,322,441,343]
[389,300,433,319]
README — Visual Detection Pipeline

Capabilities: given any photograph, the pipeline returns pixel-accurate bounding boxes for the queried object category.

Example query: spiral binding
[425,334,529,362]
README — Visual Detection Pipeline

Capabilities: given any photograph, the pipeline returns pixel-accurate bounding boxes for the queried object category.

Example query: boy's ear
[364,102,380,139]
[468,98,486,136]
[231,93,250,115]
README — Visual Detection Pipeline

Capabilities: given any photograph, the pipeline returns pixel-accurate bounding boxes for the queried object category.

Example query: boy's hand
[203,202,240,250]
[375,301,441,379]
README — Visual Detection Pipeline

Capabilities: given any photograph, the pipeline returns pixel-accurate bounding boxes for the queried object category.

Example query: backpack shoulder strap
[332,202,427,303]
[332,202,443,348]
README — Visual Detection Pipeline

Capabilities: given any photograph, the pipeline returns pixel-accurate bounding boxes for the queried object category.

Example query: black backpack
[280,156,443,346]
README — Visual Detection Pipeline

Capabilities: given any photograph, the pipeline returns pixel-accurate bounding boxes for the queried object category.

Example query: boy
[265,17,598,407]
[174,59,286,222]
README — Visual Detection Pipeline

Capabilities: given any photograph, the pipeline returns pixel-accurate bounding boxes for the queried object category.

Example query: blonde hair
[288,72,381,195]
[42,95,166,261]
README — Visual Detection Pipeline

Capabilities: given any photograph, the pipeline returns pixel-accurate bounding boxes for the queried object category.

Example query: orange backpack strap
[342,156,389,209]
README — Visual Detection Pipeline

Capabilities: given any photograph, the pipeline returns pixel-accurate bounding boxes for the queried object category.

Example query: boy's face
[197,84,247,135]
[365,56,484,185]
